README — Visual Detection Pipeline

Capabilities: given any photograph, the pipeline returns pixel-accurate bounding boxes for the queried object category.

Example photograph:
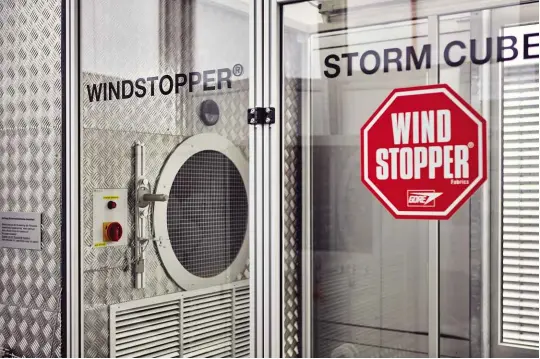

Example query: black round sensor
[199,99,220,126]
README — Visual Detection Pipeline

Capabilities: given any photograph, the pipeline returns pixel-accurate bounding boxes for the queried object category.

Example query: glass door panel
[278,1,539,358]
[438,13,474,358]
[282,4,431,357]
[79,1,253,357]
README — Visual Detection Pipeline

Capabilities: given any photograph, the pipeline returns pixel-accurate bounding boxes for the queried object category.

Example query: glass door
[272,0,539,358]
[280,6,432,357]
[77,1,255,357]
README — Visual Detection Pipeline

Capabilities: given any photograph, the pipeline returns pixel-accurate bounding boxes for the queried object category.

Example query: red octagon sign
[360,84,487,220]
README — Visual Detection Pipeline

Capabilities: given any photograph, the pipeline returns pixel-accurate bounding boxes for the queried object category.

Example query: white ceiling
[203,0,323,30]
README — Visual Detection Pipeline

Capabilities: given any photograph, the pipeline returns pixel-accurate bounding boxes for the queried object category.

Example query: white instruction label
[0,212,41,250]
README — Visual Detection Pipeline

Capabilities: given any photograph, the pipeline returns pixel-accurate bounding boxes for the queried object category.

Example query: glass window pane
[282,1,539,358]
[283,5,430,357]
[79,1,251,357]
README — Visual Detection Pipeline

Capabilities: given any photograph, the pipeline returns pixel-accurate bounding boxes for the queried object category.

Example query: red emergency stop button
[104,222,123,242]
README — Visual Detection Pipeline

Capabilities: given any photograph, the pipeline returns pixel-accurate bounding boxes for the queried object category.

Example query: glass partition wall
[78,1,253,357]
[276,0,539,358]
[3,0,535,356]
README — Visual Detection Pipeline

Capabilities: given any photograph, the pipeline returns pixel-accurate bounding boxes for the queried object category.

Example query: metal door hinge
[247,107,275,125]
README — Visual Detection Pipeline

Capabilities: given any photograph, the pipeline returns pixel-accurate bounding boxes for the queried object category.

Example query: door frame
[253,0,283,357]
[266,0,530,357]
[63,0,82,356]
[64,0,266,357]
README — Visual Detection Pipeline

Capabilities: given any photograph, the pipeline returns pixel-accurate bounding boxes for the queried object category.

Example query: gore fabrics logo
[407,190,442,207]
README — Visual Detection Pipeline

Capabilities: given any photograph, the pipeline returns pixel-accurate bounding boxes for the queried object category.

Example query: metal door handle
[142,193,168,202]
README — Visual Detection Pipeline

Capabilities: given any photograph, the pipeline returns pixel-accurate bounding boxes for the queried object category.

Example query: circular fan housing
[154,133,248,290]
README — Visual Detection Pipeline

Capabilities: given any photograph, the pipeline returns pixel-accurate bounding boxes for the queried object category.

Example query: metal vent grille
[110,281,250,358]
[500,62,539,349]
[167,150,248,278]
[182,284,250,357]
[233,284,251,357]
[112,300,181,358]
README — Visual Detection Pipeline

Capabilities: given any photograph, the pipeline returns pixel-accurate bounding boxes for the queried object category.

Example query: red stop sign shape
[360,84,487,220]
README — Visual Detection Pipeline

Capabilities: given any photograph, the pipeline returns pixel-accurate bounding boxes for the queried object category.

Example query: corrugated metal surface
[500,63,539,349]
[0,0,63,357]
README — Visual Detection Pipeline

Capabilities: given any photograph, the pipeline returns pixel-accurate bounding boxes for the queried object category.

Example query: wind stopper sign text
[375,109,470,181]
[360,84,487,220]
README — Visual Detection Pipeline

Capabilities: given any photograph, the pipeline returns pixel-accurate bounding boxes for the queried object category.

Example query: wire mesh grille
[166,150,248,278]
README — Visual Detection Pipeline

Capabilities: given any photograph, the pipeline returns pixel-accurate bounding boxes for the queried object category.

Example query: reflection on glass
[283,2,539,357]
[438,13,473,358]
[79,1,250,357]
[284,4,430,357]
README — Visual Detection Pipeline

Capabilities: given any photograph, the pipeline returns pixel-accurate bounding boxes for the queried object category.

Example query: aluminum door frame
[64,0,82,356]
[64,0,266,357]
[252,0,282,357]
[268,1,447,356]
[268,1,503,358]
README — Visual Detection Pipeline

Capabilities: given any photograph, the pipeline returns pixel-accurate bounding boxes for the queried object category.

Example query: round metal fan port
[167,150,248,278]
[154,133,249,290]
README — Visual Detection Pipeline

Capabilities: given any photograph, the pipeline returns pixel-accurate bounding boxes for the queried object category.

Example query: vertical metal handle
[134,142,146,289]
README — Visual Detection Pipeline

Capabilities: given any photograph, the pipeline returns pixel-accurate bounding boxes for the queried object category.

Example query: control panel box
[93,189,128,247]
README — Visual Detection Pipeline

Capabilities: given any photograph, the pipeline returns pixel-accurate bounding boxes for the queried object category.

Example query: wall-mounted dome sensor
[199,99,220,126]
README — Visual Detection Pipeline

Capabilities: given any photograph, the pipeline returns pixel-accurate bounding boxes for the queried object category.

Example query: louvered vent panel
[501,62,539,349]
[234,285,251,357]
[112,300,181,358]
[182,291,234,357]
[110,281,250,358]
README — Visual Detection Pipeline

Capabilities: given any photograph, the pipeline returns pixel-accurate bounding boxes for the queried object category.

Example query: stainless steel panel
[81,74,177,135]
[283,77,302,358]
[0,0,62,344]
[81,79,250,357]
[0,304,60,358]
[0,0,63,348]
[0,0,62,131]
[83,305,110,358]
[281,27,307,358]
[0,128,62,312]
[53,311,62,357]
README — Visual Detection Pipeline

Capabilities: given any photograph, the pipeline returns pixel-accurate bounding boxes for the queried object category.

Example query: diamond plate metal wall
[0,0,63,357]
[80,1,250,354]
[81,78,250,357]
[281,28,305,358]
[283,78,302,358]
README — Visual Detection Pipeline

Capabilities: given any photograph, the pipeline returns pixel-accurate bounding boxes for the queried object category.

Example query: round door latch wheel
[105,222,123,242]
[199,99,220,126]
